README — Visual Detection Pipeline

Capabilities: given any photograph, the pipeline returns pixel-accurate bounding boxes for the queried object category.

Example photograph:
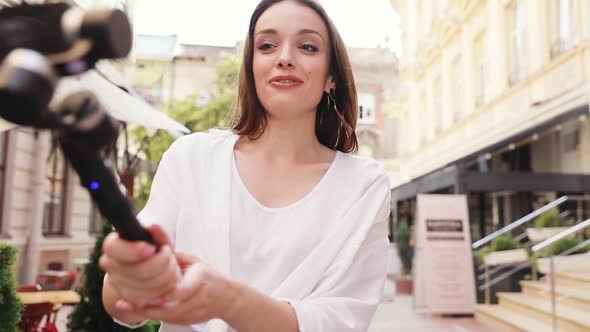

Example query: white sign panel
[414,194,476,314]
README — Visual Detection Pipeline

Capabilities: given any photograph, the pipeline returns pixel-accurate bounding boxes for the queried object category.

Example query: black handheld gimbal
[0,2,154,244]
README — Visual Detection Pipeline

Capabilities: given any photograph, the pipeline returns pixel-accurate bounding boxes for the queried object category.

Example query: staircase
[475,254,590,332]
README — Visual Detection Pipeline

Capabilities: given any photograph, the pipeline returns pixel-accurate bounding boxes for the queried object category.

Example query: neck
[242,111,327,164]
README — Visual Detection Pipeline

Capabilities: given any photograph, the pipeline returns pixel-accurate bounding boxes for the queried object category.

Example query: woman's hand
[99,224,181,310]
[118,251,240,326]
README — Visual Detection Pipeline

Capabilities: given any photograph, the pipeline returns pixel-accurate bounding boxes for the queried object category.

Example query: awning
[391,166,590,202]
[392,105,590,202]
[0,118,16,133]
[53,70,190,135]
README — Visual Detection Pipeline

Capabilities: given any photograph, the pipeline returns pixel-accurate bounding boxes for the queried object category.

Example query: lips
[269,75,303,89]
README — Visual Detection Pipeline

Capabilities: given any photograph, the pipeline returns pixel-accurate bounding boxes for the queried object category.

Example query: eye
[257,43,275,51]
[301,44,318,52]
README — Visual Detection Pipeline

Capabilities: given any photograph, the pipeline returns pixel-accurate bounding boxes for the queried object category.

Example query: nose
[276,45,295,68]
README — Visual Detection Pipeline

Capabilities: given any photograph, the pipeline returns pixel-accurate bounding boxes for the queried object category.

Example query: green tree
[0,244,24,332]
[132,55,240,211]
[68,222,160,332]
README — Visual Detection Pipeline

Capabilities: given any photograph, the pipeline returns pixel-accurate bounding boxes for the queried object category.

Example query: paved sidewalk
[368,277,493,332]
[54,278,492,331]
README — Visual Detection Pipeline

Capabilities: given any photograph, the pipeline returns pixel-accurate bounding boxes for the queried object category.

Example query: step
[498,292,590,332]
[555,271,590,289]
[521,280,590,311]
[475,304,554,332]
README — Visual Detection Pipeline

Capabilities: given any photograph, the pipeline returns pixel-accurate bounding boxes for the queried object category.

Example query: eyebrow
[255,28,325,41]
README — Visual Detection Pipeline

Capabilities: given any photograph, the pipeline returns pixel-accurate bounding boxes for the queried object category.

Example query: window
[42,148,69,235]
[551,0,578,57]
[89,204,103,234]
[452,57,464,121]
[508,0,526,85]
[474,31,487,107]
[357,92,376,124]
[0,133,7,233]
[563,130,580,152]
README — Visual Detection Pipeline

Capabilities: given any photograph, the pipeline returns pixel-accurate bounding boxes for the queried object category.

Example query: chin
[264,106,304,119]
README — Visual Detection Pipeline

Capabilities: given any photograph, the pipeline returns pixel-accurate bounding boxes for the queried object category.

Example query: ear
[324,74,335,93]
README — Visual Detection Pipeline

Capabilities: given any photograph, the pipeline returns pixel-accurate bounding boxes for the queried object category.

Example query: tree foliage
[0,244,23,332]
[132,55,240,211]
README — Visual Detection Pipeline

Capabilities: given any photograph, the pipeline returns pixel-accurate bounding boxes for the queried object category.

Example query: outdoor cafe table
[18,290,81,305]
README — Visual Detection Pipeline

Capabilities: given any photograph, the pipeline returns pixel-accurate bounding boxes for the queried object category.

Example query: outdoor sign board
[414,194,476,314]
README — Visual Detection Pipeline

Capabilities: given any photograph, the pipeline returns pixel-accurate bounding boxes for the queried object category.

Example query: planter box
[394,277,413,295]
[526,227,569,244]
[475,264,530,304]
[537,252,590,275]
[483,249,528,266]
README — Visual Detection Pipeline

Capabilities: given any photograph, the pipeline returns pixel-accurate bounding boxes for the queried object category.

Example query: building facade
[390,0,590,241]
[132,36,240,106]
[348,47,399,161]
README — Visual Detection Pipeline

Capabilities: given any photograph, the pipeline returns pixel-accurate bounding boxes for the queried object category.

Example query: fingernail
[116,300,134,312]
[163,299,180,308]
[147,298,163,306]
[143,245,156,257]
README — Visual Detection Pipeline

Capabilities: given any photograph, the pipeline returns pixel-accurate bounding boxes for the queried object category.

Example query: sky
[132,0,401,54]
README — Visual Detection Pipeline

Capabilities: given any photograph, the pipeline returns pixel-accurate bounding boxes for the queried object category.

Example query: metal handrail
[532,218,590,252]
[472,196,568,249]
[558,238,590,257]
[537,239,590,281]
[478,260,531,291]
[482,238,590,291]
[530,219,590,332]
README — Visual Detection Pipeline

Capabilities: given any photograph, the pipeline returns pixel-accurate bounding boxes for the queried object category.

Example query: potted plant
[394,218,414,294]
[535,237,590,274]
[479,234,528,266]
[0,244,24,332]
[526,208,571,244]
[476,235,529,303]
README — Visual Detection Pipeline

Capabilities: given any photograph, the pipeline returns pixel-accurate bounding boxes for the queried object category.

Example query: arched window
[42,149,69,235]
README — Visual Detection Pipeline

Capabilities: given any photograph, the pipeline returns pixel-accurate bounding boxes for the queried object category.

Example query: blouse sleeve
[136,143,180,245]
[282,173,391,332]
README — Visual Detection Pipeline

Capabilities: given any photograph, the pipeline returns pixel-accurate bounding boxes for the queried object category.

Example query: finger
[163,287,211,323]
[126,245,177,282]
[102,246,179,291]
[175,251,199,270]
[137,300,207,325]
[146,224,172,247]
[164,262,206,304]
[135,246,180,293]
[115,299,137,313]
[103,232,156,263]
[107,273,161,307]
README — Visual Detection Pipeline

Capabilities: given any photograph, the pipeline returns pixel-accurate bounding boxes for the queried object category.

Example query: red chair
[18,302,54,332]
[54,271,77,291]
[16,284,42,292]
[47,262,64,271]
[16,283,62,324]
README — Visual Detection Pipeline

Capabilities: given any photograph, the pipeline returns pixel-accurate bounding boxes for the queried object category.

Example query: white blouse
[121,129,391,332]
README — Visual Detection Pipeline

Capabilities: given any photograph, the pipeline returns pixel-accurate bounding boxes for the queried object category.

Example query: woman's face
[252,0,334,120]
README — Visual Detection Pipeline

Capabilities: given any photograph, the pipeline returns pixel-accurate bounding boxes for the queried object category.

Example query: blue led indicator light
[90,181,100,190]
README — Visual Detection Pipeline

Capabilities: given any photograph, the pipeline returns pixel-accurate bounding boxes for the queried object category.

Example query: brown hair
[231,0,358,153]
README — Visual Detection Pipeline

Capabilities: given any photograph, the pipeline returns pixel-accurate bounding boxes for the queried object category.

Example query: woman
[101,0,391,331]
